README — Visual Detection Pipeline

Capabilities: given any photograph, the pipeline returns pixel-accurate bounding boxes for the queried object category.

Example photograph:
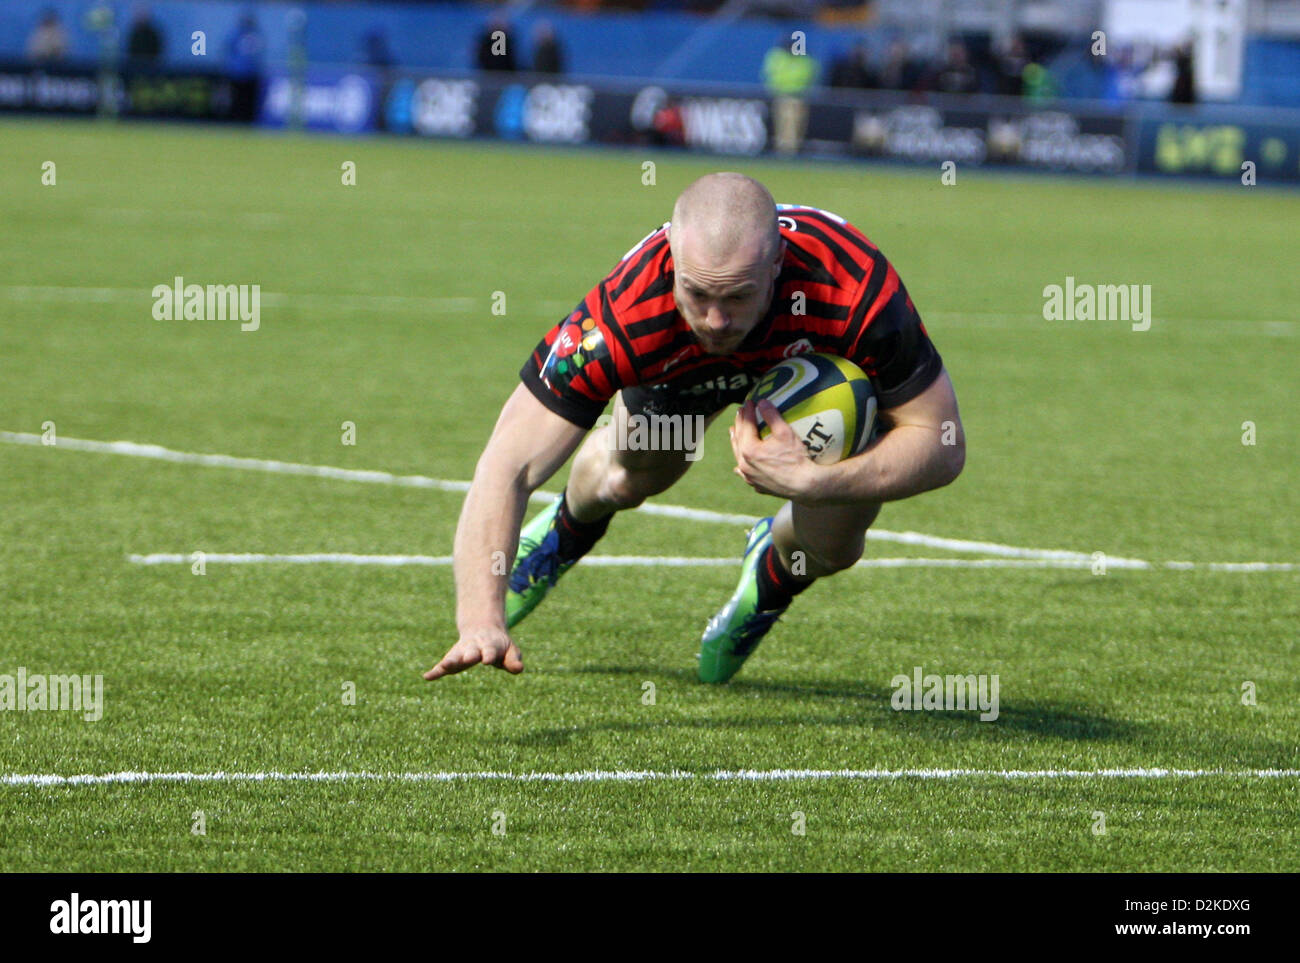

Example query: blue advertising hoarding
[257,66,379,134]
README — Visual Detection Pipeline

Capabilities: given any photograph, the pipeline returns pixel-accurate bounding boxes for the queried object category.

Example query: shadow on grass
[520,663,1299,768]
[519,662,1133,747]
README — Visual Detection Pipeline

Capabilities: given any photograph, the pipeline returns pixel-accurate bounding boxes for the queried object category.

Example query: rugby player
[426,172,964,684]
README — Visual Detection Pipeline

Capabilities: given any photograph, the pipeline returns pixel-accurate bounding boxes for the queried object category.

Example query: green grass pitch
[0,118,1297,871]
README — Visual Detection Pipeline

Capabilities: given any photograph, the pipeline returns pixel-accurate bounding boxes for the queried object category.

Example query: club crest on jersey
[783,338,813,358]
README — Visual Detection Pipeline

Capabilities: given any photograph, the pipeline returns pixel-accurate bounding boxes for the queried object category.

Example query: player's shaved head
[670,172,780,268]
[668,173,785,355]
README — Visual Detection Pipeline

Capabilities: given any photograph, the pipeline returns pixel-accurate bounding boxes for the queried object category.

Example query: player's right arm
[424,383,588,680]
[426,232,652,680]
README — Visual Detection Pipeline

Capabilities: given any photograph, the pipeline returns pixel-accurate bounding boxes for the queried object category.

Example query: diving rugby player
[426,173,964,684]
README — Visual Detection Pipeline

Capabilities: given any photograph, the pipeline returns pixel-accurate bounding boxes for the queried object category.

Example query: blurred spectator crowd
[819,34,1200,104]
[23,3,1198,105]
[25,4,265,74]
[23,5,569,78]
[475,16,567,74]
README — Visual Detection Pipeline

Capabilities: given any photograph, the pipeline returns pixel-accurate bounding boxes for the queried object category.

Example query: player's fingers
[425,655,471,680]
[423,642,482,680]
[734,455,758,487]
[733,402,759,460]
[728,424,742,463]
[501,643,524,674]
[424,657,464,681]
[757,399,794,442]
[734,400,760,448]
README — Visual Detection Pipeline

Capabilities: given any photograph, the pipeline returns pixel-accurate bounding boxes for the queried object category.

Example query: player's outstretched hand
[424,628,523,680]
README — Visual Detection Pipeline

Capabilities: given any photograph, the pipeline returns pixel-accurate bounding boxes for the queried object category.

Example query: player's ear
[771,239,786,277]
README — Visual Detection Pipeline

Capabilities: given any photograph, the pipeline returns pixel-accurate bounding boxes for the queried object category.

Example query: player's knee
[796,535,865,577]
[601,463,676,510]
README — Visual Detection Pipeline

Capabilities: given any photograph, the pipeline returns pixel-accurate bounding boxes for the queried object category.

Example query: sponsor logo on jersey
[542,316,603,389]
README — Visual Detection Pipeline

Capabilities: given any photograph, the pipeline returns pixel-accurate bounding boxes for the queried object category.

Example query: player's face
[672,235,783,355]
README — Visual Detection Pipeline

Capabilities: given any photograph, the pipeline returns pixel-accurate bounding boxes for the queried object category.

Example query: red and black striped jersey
[520,204,944,429]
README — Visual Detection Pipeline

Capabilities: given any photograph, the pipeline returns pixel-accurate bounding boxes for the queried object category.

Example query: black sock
[755,543,815,611]
[553,491,612,562]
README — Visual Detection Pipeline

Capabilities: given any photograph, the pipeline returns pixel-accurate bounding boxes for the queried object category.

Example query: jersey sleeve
[519,292,628,429]
[842,263,944,410]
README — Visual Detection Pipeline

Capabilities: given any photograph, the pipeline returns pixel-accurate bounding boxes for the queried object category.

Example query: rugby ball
[747,353,878,465]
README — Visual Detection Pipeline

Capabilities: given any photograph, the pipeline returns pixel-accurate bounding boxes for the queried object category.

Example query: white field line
[1166,561,1298,572]
[87,208,289,228]
[4,768,1299,788]
[1,431,472,494]
[125,552,1167,571]
[2,285,1291,333]
[0,285,474,313]
[2,430,1117,562]
[8,432,1295,571]
[924,311,1295,335]
[0,284,574,316]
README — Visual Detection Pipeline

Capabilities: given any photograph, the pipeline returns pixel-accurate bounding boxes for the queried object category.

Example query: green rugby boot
[698,516,787,683]
[505,496,577,629]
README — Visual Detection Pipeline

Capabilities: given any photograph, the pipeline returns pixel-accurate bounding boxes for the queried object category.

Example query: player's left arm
[733,369,964,504]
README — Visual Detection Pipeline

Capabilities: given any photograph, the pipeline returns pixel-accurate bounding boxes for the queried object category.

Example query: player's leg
[565,391,710,521]
[506,391,718,627]
[772,498,882,581]
[698,497,880,683]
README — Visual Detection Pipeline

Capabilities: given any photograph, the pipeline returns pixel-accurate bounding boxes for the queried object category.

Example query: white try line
[5,768,1299,788]
[2,430,1129,563]
[126,552,1171,571]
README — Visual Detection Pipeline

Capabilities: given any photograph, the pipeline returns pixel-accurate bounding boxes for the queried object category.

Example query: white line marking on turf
[635,502,1141,561]
[0,431,472,494]
[925,311,1295,335]
[2,430,1112,562]
[125,553,1158,570]
[4,768,1298,787]
[1163,560,1298,572]
[0,284,477,313]
[7,432,1294,572]
[88,208,287,228]
[0,285,576,315]
[128,553,729,567]
[4,287,1290,332]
